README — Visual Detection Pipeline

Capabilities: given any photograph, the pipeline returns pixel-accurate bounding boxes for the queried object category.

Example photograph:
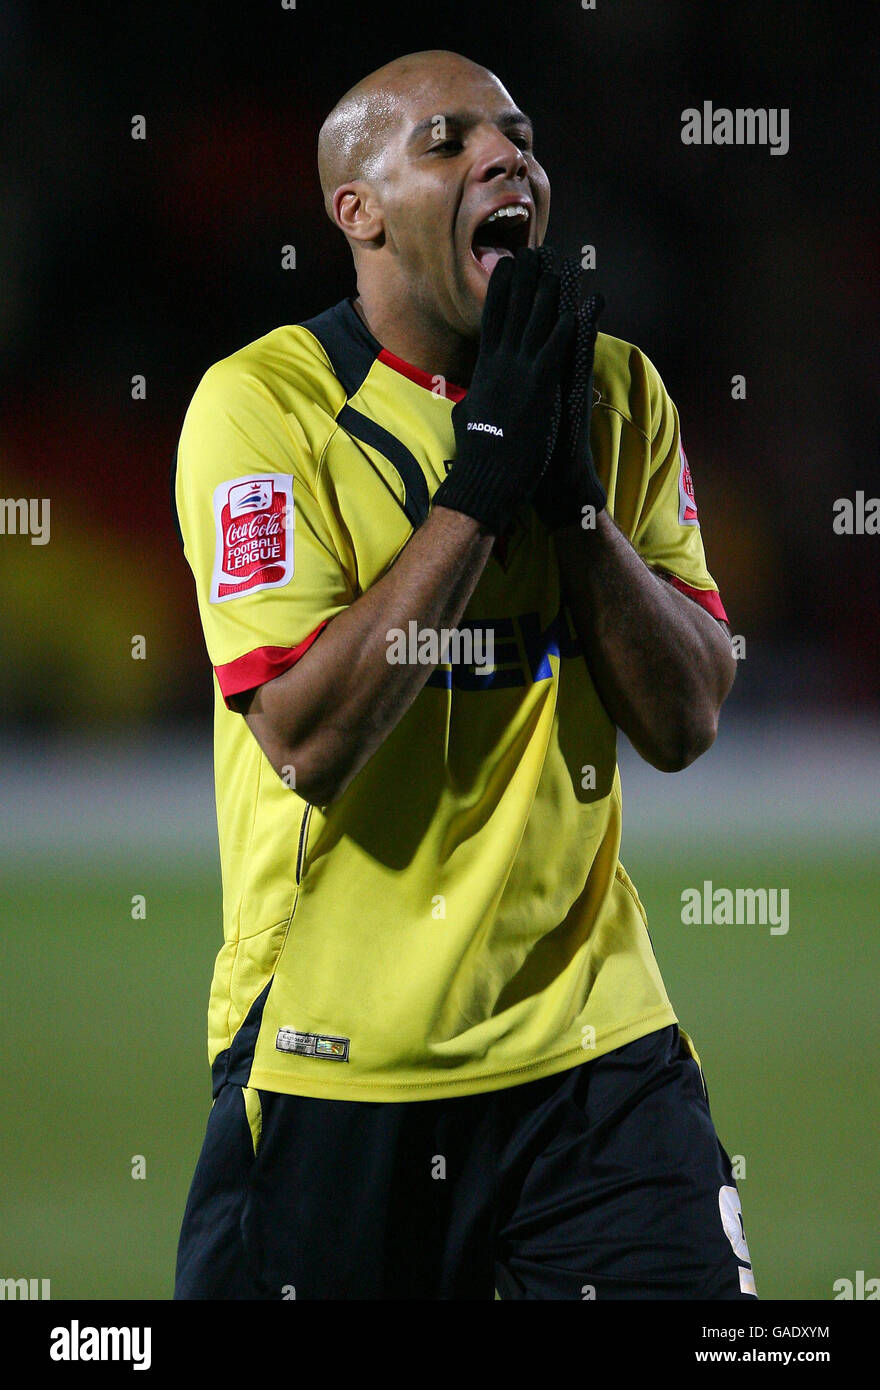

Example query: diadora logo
[467,421,504,436]
[426,603,581,691]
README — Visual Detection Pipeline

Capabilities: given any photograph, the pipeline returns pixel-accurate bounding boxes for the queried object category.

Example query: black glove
[531,248,606,532]
[432,247,576,535]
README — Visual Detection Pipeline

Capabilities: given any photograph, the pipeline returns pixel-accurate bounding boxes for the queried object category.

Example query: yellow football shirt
[174,297,727,1102]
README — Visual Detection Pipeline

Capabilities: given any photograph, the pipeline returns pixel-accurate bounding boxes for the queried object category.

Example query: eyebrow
[407,108,534,145]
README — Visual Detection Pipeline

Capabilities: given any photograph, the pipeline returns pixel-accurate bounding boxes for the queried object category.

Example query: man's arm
[237,506,494,807]
[552,511,736,773]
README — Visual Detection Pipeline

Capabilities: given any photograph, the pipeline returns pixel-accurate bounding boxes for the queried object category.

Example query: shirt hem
[240,1005,679,1103]
[214,621,331,707]
[660,573,729,624]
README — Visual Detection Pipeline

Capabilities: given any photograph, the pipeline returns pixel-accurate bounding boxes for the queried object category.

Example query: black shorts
[174,1024,756,1300]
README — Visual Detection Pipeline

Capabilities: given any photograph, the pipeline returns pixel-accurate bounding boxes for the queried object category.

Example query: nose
[471,127,528,183]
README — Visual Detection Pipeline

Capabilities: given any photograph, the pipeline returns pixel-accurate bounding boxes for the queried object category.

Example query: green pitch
[1,840,877,1299]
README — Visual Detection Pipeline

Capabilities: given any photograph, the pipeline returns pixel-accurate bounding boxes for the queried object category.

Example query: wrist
[432,456,517,536]
[428,501,497,545]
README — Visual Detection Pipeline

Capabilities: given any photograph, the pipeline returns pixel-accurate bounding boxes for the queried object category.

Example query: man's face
[369,62,551,338]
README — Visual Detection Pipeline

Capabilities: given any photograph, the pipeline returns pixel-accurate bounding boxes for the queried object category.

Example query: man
[173,49,754,1300]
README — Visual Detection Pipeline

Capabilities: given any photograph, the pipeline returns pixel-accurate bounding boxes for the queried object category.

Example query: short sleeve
[174,357,354,708]
[630,356,729,623]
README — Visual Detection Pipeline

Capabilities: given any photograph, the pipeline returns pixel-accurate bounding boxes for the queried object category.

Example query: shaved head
[317,50,506,216]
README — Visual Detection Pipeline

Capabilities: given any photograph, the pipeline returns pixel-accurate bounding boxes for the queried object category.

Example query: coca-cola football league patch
[678,442,700,526]
[210,474,294,603]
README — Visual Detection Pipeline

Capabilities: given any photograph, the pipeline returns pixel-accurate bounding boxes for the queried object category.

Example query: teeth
[484,205,529,224]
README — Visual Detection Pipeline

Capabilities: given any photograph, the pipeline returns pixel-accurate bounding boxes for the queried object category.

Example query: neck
[351,289,478,390]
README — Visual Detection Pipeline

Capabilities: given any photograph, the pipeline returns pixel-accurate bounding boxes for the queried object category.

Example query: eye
[430,139,463,154]
[508,133,533,152]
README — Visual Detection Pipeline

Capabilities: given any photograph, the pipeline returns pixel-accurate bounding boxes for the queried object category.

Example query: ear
[332,181,385,244]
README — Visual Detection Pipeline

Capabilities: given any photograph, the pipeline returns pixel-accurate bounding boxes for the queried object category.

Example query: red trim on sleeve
[214,620,331,708]
[665,575,729,623]
[377,348,467,402]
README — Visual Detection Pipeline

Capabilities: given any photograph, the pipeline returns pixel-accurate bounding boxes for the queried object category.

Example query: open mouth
[470,204,531,277]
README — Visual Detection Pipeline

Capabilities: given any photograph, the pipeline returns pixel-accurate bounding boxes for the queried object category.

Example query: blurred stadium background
[1,0,876,1299]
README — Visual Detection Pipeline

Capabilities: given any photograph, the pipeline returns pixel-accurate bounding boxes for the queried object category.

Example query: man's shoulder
[188,313,349,420]
[593,331,673,441]
[175,313,352,496]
